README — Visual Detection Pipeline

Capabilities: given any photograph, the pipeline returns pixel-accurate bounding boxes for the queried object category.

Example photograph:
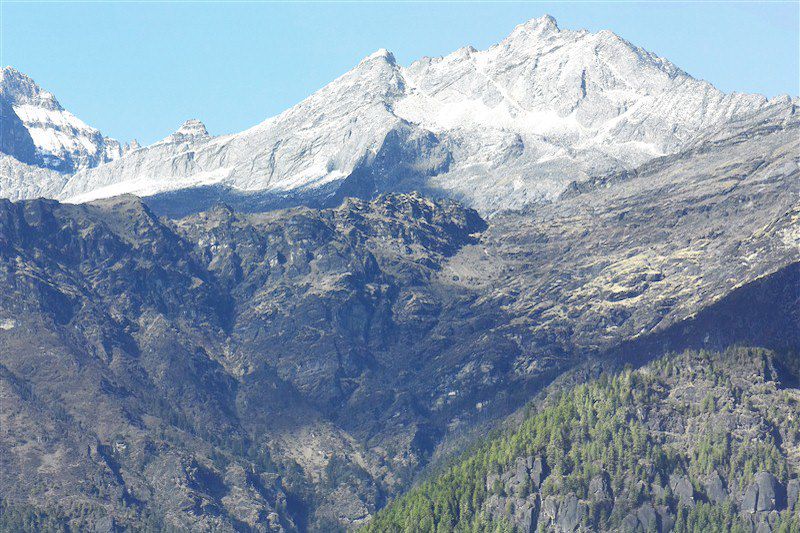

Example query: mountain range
[0,14,797,533]
[0,15,796,214]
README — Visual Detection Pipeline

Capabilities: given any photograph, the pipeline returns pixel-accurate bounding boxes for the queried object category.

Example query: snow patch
[64,167,234,203]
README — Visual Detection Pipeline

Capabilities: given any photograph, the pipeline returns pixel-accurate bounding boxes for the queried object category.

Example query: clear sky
[2,1,798,145]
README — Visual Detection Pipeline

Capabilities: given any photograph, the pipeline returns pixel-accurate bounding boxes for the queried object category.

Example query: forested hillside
[366,347,800,532]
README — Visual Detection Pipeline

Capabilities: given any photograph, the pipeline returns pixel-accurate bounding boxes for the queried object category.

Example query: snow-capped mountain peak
[505,13,560,39]
[2,16,797,214]
[0,65,124,173]
[361,48,397,65]
[1,66,62,111]
[160,119,210,144]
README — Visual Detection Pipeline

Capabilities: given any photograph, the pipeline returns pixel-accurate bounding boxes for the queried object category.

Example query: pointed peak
[1,66,22,77]
[158,119,210,145]
[361,48,396,65]
[536,14,559,27]
[0,66,31,83]
[520,15,559,32]
[506,15,560,42]
[176,119,209,137]
[0,66,62,110]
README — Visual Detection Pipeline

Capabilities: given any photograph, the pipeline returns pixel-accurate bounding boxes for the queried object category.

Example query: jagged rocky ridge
[1,16,797,213]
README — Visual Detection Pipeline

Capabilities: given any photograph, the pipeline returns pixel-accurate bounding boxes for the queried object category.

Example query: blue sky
[3,1,798,145]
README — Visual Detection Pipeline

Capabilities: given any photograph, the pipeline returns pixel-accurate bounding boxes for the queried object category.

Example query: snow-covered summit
[160,119,211,144]
[362,48,396,65]
[0,67,62,111]
[0,66,124,173]
[505,14,560,39]
[3,16,798,213]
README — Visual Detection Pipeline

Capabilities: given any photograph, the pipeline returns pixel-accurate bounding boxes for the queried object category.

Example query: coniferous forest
[366,348,800,532]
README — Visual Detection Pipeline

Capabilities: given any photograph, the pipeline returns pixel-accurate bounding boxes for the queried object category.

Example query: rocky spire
[162,119,210,143]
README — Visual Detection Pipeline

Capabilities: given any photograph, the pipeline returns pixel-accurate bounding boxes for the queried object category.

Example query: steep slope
[58,52,413,207]
[0,67,126,174]
[428,105,798,395]
[366,347,800,533]
[0,104,795,531]
[45,16,796,214]
[0,193,490,531]
[0,154,68,201]
[0,94,38,166]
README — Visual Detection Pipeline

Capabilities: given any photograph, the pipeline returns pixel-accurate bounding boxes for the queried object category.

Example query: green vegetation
[3,348,798,532]
[0,501,74,533]
[365,348,800,532]
[0,499,169,532]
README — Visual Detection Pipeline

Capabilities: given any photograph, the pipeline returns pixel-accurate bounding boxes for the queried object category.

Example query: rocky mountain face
[1,17,796,214]
[0,67,127,174]
[0,90,797,530]
[0,14,797,533]
[0,192,491,531]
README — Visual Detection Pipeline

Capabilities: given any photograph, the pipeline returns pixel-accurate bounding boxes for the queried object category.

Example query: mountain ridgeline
[0,16,797,214]
[0,13,798,533]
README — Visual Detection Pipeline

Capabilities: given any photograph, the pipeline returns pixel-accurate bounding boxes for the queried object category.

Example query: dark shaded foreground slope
[0,106,796,531]
[365,346,800,533]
